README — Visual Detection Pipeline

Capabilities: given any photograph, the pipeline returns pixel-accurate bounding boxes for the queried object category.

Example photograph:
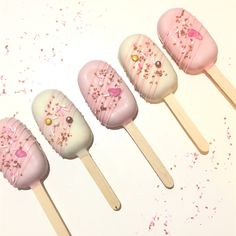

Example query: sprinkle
[45,118,52,126]
[5,45,9,54]
[98,80,104,87]
[100,105,107,111]
[15,148,27,158]
[66,116,73,124]
[155,60,162,68]
[187,28,203,40]
[131,54,139,62]
[108,87,122,97]
[56,105,68,116]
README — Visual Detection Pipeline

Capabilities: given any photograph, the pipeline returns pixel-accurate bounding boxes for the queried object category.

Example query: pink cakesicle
[119,34,209,154]
[0,117,71,236]
[78,60,174,189]
[32,89,121,210]
[157,8,236,107]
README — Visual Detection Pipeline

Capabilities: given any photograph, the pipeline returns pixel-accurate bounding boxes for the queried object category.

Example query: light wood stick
[124,121,174,189]
[79,149,121,211]
[205,65,236,107]
[164,93,209,154]
[31,182,71,236]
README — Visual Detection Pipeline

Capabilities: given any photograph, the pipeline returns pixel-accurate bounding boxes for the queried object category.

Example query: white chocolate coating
[0,117,49,189]
[119,34,178,103]
[78,60,138,129]
[157,8,218,74]
[32,89,93,159]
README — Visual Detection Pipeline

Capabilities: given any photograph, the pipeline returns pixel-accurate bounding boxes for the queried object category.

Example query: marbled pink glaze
[0,118,48,189]
[78,60,138,129]
[157,8,218,74]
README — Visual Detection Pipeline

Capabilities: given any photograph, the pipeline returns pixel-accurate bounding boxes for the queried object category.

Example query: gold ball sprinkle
[45,118,52,126]
[131,54,139,62]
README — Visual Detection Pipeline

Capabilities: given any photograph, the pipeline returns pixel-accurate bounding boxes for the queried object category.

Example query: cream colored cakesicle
[0,117,71,236]
[119,34,209,154]
[32,89,121,210]
[78,60,174,189]
[157,8,236,107]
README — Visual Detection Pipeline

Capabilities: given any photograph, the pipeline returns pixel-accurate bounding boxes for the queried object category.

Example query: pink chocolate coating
[78,60,138,129]
[157,8,218,74]
[0,118,48,189]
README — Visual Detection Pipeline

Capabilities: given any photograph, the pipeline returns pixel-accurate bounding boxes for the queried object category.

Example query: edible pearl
[45,118,52,126]
[66,116,73,123]
[131,54,139,62]
[155,61,162,68]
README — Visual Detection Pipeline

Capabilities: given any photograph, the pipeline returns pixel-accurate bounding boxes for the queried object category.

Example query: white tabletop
[0,0,235,235]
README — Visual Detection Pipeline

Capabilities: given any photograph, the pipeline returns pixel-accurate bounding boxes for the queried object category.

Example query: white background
[0,0,235,235]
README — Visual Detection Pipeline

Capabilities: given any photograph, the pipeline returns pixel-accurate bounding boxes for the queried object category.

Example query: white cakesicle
[32,89,93,159]
[32,89,121,210]
[119,34,209,154]
[119,34,178,103]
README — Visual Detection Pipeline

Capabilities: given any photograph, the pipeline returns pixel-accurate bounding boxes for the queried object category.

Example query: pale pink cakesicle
[119,34,209,154]
[0,117,71,236]
[78,60,138,128]
[32,89,121,210]
[78,60,174,189]
[157,8,236,107]
[0,117,48,189]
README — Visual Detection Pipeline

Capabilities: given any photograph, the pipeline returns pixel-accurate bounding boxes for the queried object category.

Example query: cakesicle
[32,89,121,210]
[119,34,209,154]
[0,117,70,236]
[157,8,236,107]
[78,60,174,189]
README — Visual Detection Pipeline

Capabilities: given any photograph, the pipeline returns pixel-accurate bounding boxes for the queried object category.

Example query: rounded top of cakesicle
[119,34,178,103]
[0,117,49,189]
[157,8,218,75]
[78,60,138,129]
[32,89,93,159]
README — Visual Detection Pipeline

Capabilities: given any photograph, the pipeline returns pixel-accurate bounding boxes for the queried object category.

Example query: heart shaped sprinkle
[187,28,203,40]
[108,87,122,97]
[15,148,27,158]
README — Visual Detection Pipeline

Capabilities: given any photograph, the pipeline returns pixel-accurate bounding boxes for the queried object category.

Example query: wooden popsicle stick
[164,93,209,154]
[205,65,236,108]
[31,182,71,236]
[78,149,121,211]
[124,121,174,189]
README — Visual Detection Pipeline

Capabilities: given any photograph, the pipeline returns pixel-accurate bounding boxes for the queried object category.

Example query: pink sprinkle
[138,63,143,70]
[56,106,68,116]
[187,28,203,40]
[15,148,27,158]
[108,87,121,97]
